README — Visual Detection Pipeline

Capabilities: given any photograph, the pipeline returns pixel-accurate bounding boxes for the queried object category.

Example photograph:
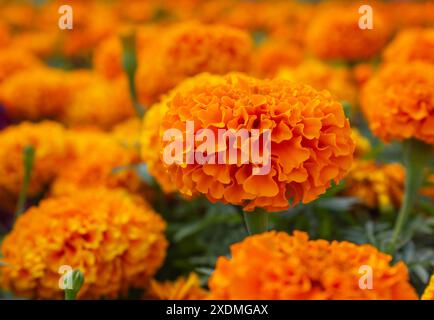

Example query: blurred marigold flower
[422,274,434,300]
[277,60,357,106]
[135,21,252,106]
[360,62,434,145]
[160,73,354,212]
[0,188,168,299]
[306,4,391,61]
[343,160,404,212]
[209,231,417,300]
[146,273,208,300]
[383,28,434,65]
[252,40,303,78]
[0,47,42,84]
[351,128,371,158]
[51,129,147,198]
[352,63,375,88]
[9,31,59,58]
[93,35,124,80]
[0,121,67,198]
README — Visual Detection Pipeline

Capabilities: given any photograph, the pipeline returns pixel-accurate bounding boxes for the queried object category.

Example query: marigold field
[0,0,433,301]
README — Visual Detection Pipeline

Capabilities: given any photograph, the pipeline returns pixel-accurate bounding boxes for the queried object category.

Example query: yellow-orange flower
[135,21,252,106]
[360,62,434,144]
[343,160,405,212]
[306,4,391,61]
[277,60,357,106]
[0,121,67,198]
[422,274,434,300]
[0,188,168,299]
[0,48,41,83]
[9,30,59,58]
[209,231,417,300]
[146,273,208,300]
[383,28,434,65]
[351,128,371,158]
[160,73,354,212]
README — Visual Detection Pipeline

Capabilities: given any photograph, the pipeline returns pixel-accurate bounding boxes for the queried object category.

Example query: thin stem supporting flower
[14,145,35,218]
[390,138,432,253]
[243,208,268,235]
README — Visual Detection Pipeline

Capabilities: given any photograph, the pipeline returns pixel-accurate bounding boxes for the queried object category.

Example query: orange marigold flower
[93,35,124,80]
[0,48,41,83]
[252,40,303,78]
[146,273,208,300]
[160,73,354,212]
[141,73,223,194]
[351,128,371,158]
[50,129,145,197]
[0,68,72,120]
[0,121,67,198]
[352,63,375,88]
[0,188,168,299]
[135,21,253,106]
[343,160,405,212]
[209,231,417,300]
[277,60,357,106]
[383,28,434,65]
[63,74,134,129]
[422,274,434,300]
[360,62,434,144]
[306,4,391,61]
[9,30,59,58]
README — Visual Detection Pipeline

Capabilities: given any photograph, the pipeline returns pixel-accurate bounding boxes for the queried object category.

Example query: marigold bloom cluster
[0,48,41,83]
[159,73,354,212]
[0,188,168,299]
[135,21,253,106]
[0,68,134,128]
[361,62,434,145]
[209,231,418,300]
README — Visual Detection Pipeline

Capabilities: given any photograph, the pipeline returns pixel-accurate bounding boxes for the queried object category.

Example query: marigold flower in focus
[383,28,434,65]
[135,21,253,106]
[422,274,434,300]
[209,231,417,300]
[0,48,41,83]
[0,121,67,198]
[360,62,434,145]
[306,4,391,61]
[141,73,224,194]
[160,73,354,212]
[277,60,357,106]
[343,160,405,212]
[146,273,208,300]
[0,188,168,299]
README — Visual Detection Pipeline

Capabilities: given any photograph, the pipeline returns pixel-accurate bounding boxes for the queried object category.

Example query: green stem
[121,33,145,117]
[390,139,432,253]
[64,269,85,300]
[243,208,269,235]
[15,145,35,218]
